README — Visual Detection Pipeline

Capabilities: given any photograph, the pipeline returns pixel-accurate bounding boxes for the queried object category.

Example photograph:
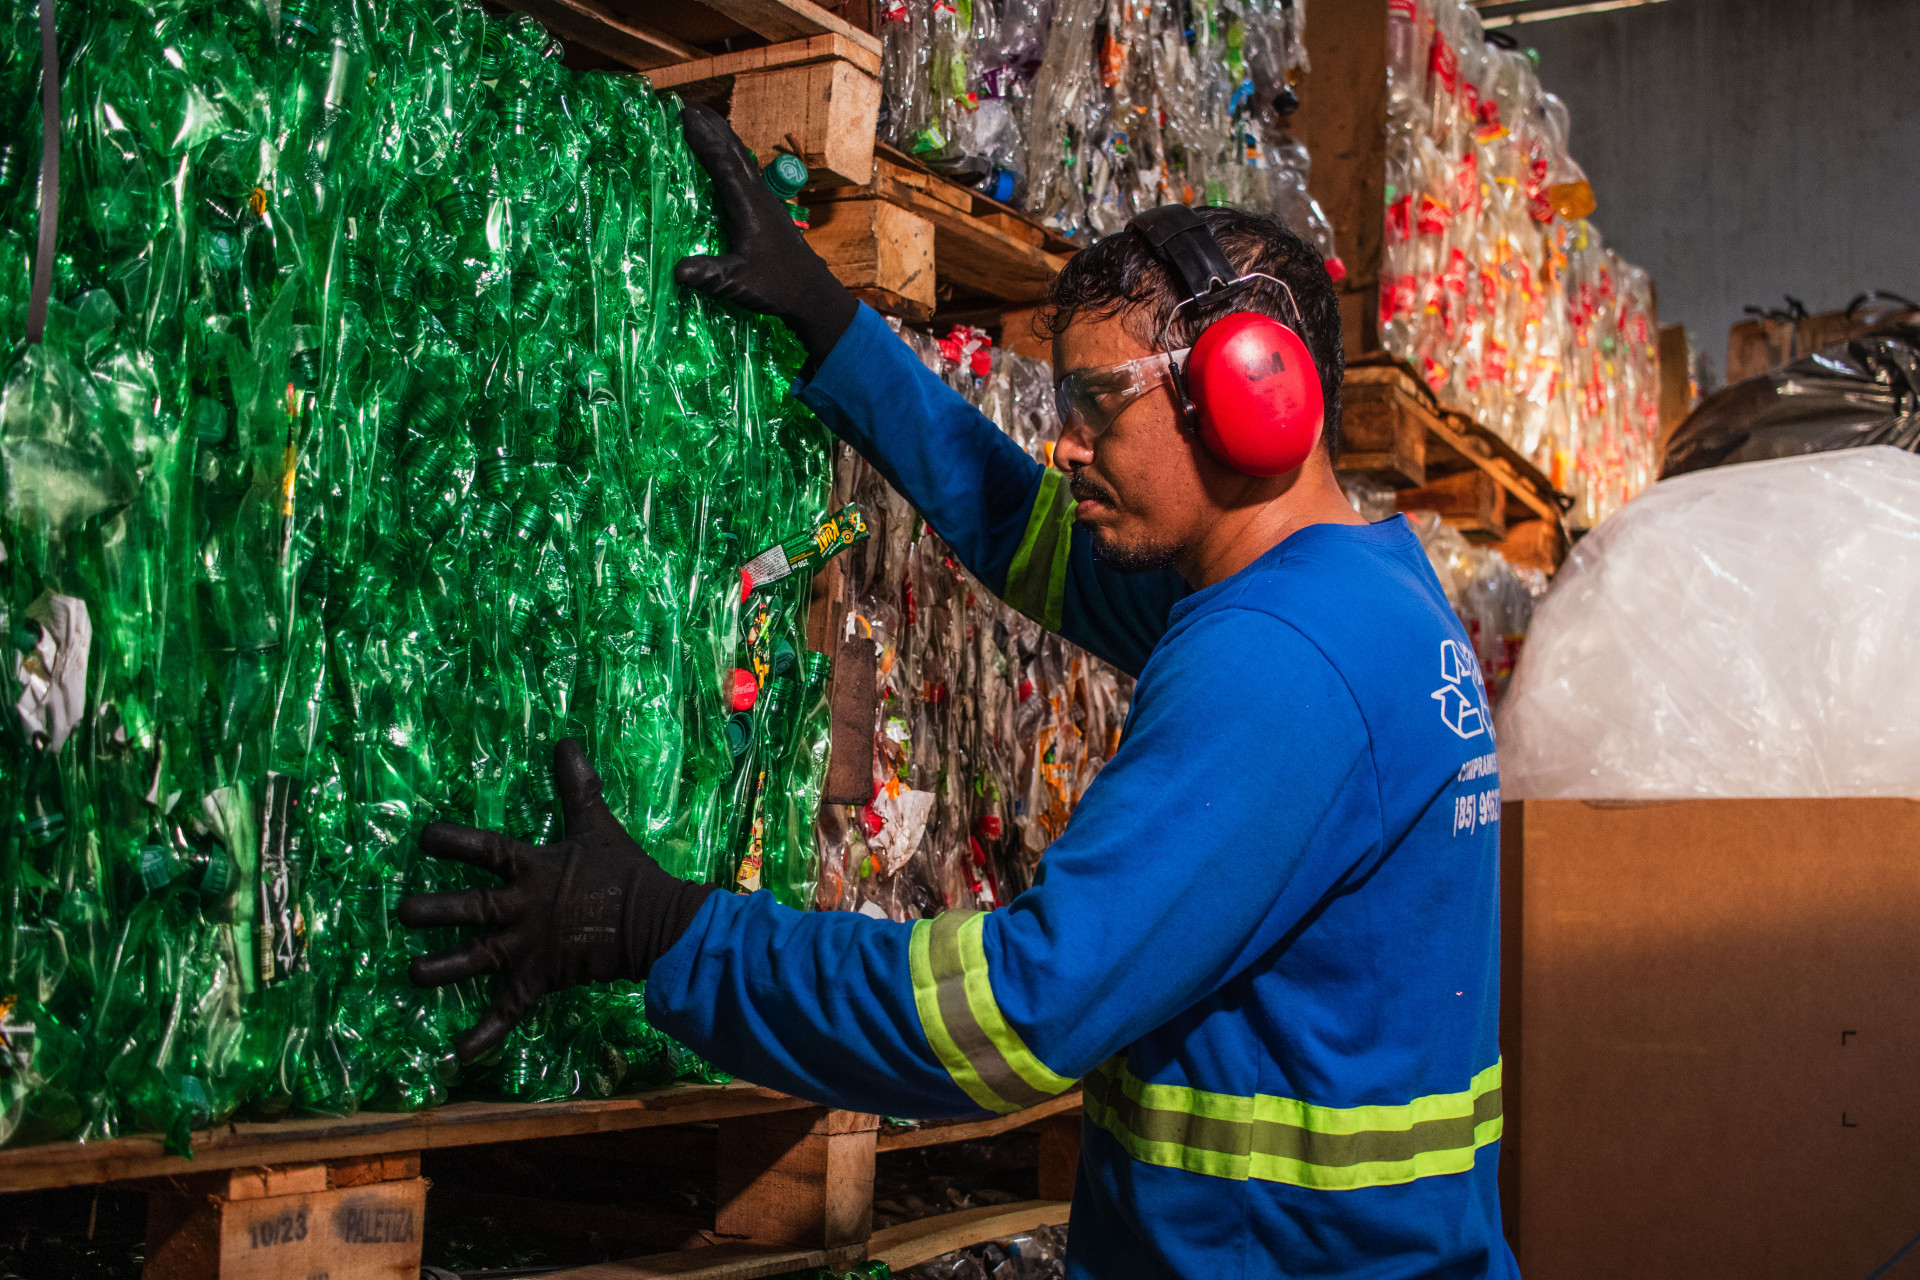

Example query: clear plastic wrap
[1497,448,1920,799]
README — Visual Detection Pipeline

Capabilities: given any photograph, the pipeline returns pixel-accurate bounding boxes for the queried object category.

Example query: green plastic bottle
[0,0,832,1147]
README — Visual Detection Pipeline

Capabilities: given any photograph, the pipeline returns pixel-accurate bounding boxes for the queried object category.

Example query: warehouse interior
[0,0,1914,1277]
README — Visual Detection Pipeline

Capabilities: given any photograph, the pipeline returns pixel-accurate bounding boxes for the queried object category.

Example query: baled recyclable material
[0,0,831,1148]
[815,325,1131,919]
[1383,0,1658,528]
[1497,448,1920,798]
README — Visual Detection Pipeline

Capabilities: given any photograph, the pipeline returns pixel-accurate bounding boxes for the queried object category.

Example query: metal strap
[25,0,59,345]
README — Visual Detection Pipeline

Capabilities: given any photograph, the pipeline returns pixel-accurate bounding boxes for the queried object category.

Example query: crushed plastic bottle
[813,326,1131,922]
[878,0,1324,252]
[1380,0,1658,527]
[0,0,830,1148]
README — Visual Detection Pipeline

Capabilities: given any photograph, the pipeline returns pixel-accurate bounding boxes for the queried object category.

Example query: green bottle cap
[725,712,754,758]
[11,620,41,652]
[761,152,809,199]
[197,847,236,900]
[772,642,797,677]
[139,844,179,894]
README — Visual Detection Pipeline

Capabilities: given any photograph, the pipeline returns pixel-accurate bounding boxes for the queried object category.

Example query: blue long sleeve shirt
[647,305,1518,1280]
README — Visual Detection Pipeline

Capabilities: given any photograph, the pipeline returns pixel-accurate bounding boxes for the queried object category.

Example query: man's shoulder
[1199,522,1458,650]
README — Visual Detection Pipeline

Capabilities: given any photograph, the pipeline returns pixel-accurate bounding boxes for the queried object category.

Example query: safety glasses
[1053,347,1192,437]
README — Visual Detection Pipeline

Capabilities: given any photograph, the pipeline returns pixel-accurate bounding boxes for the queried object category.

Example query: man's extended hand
[672,99,859,361]
[399,739,717,1063]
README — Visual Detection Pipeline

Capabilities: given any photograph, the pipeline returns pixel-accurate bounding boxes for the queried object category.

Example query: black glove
[672,99,860,363]
[399,738,718,1062]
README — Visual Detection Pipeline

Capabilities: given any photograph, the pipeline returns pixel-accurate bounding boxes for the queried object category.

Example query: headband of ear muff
[1125,206,1327,477]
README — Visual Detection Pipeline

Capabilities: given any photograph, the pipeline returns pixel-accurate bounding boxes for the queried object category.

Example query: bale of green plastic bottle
[0,0,832,1150]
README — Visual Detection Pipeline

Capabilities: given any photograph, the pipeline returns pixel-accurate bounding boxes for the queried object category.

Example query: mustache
[1068,473,1117,507]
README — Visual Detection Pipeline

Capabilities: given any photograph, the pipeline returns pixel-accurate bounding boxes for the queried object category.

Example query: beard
[1089,529,1183,573]
[1071,473,1184,573]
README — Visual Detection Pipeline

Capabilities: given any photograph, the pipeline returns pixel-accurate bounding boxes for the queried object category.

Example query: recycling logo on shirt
[1431,639,1489,740]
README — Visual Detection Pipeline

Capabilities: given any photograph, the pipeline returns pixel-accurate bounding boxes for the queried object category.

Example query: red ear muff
[1186,312,1324,476]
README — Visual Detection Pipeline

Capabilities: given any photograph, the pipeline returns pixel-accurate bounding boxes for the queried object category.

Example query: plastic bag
[1497,448,1920,798]
[1662,322,1920,478]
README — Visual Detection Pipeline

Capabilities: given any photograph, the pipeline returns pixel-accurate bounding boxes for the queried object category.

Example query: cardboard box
[1501,799,1920,1279]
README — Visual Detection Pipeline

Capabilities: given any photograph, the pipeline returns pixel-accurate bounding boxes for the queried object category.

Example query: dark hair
[1037,206,1346,458]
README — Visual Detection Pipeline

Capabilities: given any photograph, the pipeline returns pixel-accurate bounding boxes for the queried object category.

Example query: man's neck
[1176,462,1366,590]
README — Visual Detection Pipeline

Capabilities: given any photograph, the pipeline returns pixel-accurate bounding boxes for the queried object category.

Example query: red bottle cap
[730,668,759,711]
[976,814,1003,841]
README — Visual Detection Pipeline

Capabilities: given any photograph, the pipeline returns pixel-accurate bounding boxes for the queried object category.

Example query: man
[400,103,1515,1279]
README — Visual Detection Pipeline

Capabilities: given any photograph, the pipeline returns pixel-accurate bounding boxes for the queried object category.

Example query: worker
[400,102,1515,1280]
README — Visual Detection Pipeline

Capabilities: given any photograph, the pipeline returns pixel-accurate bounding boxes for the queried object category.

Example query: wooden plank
[999,305,1051,362]
[1292,0,1387,353]
[807,198,935,320]
[868,1200,1072,1271]
[1492,517,1565,577]
[978,211,1046,249]
[1343,360,1568,519]
[725,58,880,188]
[1423,412,1559,526]
[876,1092,1081,1152]
[922,206,1067,304]
[716,1108,879,1249]
[551,1241,852,1280]
[504,0,699,70]
[823,631,875,805]
[1036,1114,1081,1203]
[691,0,881,52]
[1336,369,1428,489]
[0,1082,806,1193]
[645,33,881,87]
[1396,468,1507,542]
[1655,323,1691,471]
[146,1174,427,1280]
[815,156,1070,303]
[326,1152,422,1189]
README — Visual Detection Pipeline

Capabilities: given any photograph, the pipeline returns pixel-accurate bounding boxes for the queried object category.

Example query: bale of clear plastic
[1496,447,1920,798]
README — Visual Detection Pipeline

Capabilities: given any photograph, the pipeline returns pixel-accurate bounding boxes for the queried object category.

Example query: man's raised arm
[672,102,1184,676]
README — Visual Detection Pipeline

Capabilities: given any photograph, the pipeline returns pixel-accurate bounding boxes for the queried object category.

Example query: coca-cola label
[1429,37,1459,93]
[1387,192,1413,239]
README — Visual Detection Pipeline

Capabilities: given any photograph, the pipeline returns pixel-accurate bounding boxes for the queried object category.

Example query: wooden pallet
[1339,357,1570,571]
[502,0,878,73]
[0,1082,1082,1279]
[806,147,1078,322]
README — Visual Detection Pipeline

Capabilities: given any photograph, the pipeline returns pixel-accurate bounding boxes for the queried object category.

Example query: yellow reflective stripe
[1253,1060,1503,1135]
[909,913,1075,1114]
[1003,469,1076,631]
[1248,1115,1504,1191]
[1084,1056,1504,1191]
[910,916,1008,1113]
[955,913,1078,1099]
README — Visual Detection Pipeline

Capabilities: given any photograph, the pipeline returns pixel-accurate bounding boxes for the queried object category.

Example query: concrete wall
[1520,0,1920,385]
